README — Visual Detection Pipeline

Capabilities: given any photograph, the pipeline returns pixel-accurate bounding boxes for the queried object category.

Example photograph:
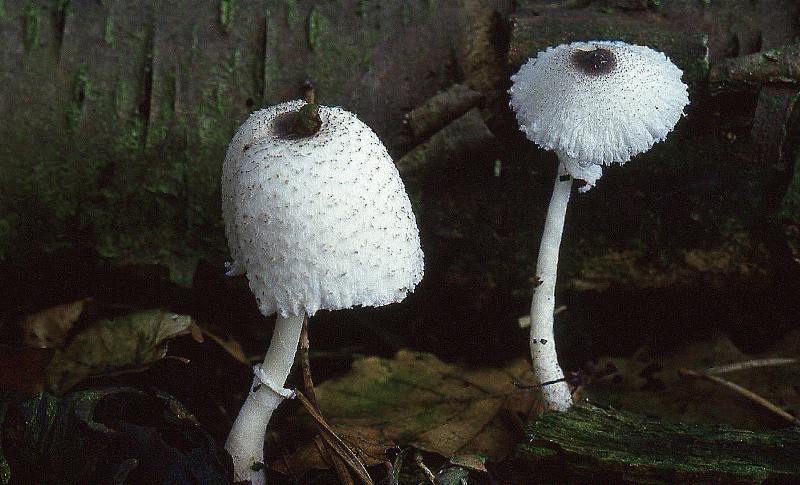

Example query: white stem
[529,160,574,411]
[225,314,304,485]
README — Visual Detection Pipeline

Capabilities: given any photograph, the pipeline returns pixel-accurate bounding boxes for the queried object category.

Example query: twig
[679,368,800,425]
[299,314,319,409]
[414,451,437,484]
[297,316,360,485]
[296,391,375,485]
[706,358,799,375]
[315,435,354,485]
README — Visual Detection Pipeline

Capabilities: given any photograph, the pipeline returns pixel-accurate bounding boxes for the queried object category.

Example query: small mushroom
[509,41,689,411]
[222,100,424,484]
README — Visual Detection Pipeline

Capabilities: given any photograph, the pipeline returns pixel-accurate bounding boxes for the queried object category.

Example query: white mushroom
[509,41,689,411]
[222,100,424,484]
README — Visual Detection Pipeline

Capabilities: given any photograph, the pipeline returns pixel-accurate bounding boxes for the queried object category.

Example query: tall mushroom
[222,100,424,484]
[509,41,689,411]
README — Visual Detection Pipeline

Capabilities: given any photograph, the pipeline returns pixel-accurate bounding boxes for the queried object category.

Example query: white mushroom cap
[510,41,689,187]
[222,100,424,317]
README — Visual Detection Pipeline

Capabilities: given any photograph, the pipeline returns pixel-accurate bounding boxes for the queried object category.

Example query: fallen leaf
[313,350,539,462]
[449,454,487,473]
[198,325,249,365]
[585,331,800,429]
[271,424,394,477]
[20,298,91,348]
[45,310,194,394]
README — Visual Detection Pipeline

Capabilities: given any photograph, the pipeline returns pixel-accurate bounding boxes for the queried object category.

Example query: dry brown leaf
[45,310,194,394]
[20,298,91,348]
[198,326,249,365]
[312,350,540,462]
[449,454,487,473]
[271,424,394,478]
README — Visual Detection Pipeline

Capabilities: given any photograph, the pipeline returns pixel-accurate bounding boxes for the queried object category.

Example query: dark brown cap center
[273,103,322,139]
[570,46,616,76]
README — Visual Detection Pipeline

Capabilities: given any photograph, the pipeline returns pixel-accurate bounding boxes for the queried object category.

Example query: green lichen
[0,0,6,22]
[307,6,322,51]
[356,0,369,18]
[22,2,40,51]
[190,25,199,51]
[304,17,375,101]
[103,11,114,45]
[401,2,412,26]
[223,48,241,76]
[285,0,301,28]
[113,79,131,118]
[219,0,234,32]
[146,72,176,147]
[262,19,280,104]
[213,81,225,115]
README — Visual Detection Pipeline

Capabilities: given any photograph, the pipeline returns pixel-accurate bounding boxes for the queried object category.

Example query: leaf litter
[309,350,540,462]
[45,309,195,394]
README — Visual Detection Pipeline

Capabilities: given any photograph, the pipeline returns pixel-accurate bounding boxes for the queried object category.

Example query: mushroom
[222,100,424,484]
[509,41,689,411]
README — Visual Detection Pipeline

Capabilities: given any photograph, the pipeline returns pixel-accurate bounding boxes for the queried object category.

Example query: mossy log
[404,84,483,142]
[0,0,469,284]
[709,44,800,92]
[509,5,710,83]
[396,108,497,176]
[1,0,800,353]
[520,404,800,484]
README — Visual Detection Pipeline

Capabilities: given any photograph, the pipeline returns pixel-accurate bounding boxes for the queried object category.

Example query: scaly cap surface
[510,41,689,187]
[222,101,424,317]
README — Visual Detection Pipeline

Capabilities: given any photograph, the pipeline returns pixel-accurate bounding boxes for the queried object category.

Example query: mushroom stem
[529,160,574,411]
[225,313,305,485]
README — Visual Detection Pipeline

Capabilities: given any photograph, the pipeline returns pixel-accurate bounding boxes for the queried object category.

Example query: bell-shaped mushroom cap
[510,41,689,186]
[222,100,424,317]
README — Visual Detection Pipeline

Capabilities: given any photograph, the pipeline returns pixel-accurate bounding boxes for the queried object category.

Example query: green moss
[307,6,322,51]
[219,0,234,32]
[683,57,711,83]
[22,2,40,51]
[521,404,800,482]
[0,0,6,22]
